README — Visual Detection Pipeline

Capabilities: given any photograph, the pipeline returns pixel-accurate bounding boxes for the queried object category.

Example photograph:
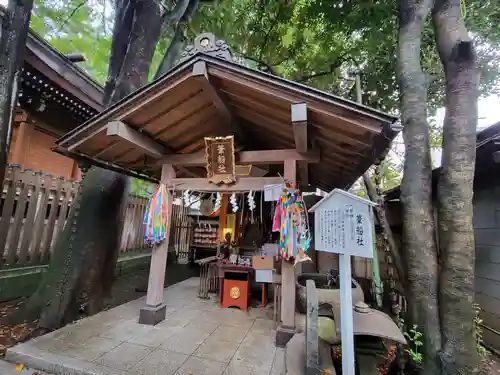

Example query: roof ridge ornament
[176,33,233,64]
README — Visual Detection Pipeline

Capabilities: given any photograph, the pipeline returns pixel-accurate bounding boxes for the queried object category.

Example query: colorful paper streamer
[143,183,169,245]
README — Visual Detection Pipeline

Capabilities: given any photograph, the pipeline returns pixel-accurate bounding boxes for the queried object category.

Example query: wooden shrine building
[10,28,103,180]
[54,33,399,346]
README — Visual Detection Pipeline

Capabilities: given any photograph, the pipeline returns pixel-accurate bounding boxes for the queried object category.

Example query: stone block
[138,304,167,325]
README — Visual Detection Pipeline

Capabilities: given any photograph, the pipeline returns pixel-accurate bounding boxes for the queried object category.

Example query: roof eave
[55,53,204,148]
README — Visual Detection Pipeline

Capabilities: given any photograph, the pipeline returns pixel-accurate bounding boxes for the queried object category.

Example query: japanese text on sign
[205,136,236,184]
[311,190,374,258]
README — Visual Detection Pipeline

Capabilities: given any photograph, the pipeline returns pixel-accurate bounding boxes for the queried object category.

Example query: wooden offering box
[220,265,253,310]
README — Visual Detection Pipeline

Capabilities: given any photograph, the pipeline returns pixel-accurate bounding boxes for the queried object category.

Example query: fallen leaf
[15,363,24,371]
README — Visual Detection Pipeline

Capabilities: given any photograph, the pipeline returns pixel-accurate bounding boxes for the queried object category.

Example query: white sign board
[264,184,285,202]
[309,189,376,375]
[310,189,375,259]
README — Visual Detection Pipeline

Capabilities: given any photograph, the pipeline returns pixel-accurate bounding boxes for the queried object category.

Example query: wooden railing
[0,165,151,268]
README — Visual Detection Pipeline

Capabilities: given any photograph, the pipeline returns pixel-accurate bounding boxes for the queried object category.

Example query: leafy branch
[58,1,87,31]
[403,323,423,365]
[258,2,283,62]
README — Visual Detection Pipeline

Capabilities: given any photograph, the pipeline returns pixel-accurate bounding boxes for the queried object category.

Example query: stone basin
[296,272,365,314]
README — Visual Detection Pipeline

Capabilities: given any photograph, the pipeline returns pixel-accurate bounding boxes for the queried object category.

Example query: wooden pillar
[70,161,82,181]
[218,194,229,241]
[10,121,33,166]
[276,159,298,347]
[139,164,175,325]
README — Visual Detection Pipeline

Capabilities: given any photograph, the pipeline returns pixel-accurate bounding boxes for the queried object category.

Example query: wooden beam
[222,88,373,148]
[106,121,165,158]
[104,121,199,178]
[281,159,297,335]
[298,163,309,186]
[284,160,297,184]
[193,61,232,127]
[159,149,320,167]
[210,67,382,133]
[292,103,309,186]
[238,149,318,165]
[59,71,192,149]
[291,103,308,152]
[165,177,283,192]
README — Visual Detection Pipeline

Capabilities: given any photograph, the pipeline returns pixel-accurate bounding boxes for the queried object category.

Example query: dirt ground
[0,263,197,357]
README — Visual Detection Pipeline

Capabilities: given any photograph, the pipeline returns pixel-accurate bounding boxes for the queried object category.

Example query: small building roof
[0,1,105,135]
[17,31,104,135]
[309,188,376,212]
[54,35,399,191]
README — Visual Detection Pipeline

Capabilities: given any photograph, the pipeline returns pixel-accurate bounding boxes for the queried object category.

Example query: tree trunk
[155,0,200,79]
[0,0,34,185]
[21,0,166,329]
[398,0,442,373]
[21,0,209,329]
[109,0,162,103]
[23,167,127,327]
[103,0,134,105]
[433,1,480,373]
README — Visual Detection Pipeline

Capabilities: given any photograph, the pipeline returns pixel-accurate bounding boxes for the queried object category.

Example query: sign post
[309,189,376,375]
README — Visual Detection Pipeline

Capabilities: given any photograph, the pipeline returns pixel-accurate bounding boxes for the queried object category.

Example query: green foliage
[30,0,113,84]
[378,157,402,190]
[130,178,155,198]
[472,303,490,358]
[29,0,500,116]
[27,0,500,192]
[403,324,424,365]
[191,0,500,115]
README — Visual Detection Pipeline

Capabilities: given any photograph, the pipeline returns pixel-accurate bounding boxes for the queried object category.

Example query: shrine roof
[54,36,399,191]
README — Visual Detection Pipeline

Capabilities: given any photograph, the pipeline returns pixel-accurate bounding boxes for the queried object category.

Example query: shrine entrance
[54,33,399,347]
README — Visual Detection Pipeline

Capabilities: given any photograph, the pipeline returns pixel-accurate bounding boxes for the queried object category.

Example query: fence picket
[0,166,155,269]
[30,175,51,264]
[0,166,20,266]
[41,177,63,263]
[18,171,42,264]
[7,173,31,265]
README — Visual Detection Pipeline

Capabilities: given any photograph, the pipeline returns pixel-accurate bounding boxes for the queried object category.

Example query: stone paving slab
[0,360,50,375]
[5,277,285,375]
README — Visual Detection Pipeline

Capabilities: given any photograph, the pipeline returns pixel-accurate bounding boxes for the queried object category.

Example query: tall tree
[22,0,206,329]
[398,0,480,373]
[0,0,34,187]
[398,0,442,373]
[434,0,479,373]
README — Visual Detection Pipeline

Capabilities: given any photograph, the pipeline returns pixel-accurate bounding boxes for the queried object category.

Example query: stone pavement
[0,360,49,375]
[4,277,286,375]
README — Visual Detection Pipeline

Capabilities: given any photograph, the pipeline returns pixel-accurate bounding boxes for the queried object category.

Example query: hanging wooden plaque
[205,136,236,184]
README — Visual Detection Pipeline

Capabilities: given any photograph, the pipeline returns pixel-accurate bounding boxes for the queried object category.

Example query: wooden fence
[0,165,151,269]
[169,194,193,261]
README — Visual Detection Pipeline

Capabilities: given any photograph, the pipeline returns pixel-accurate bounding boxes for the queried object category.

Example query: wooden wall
[472,185,500,350]
[384,187,500,351]
[9,122,81,181]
